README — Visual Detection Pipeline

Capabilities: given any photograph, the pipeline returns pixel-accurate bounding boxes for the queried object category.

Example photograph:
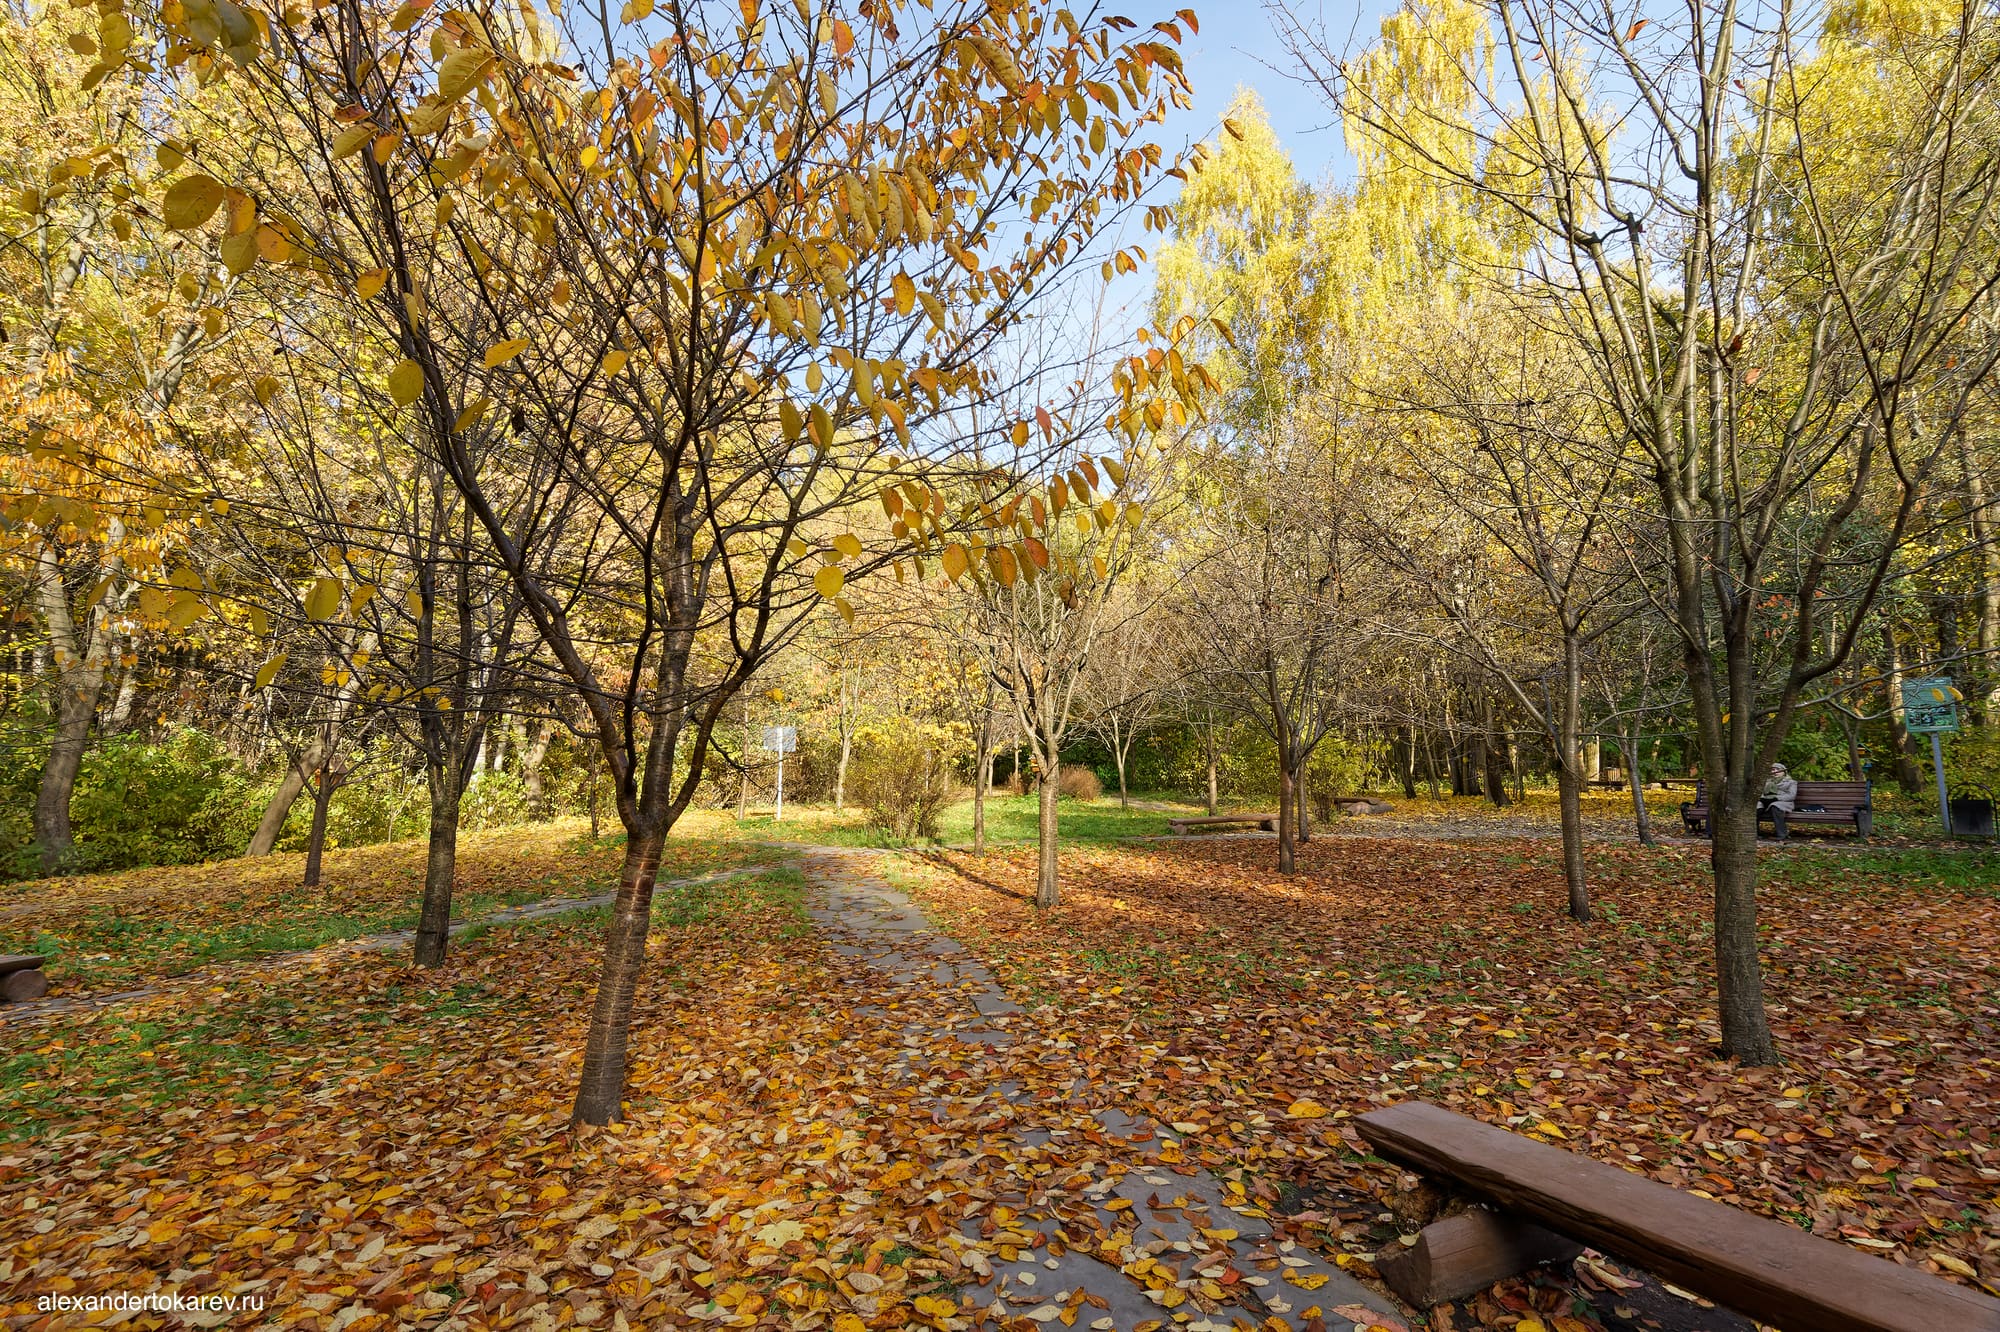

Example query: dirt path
[802,847,1406,1332]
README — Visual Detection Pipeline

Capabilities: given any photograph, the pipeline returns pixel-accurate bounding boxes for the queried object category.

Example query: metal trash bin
[1949,784,1995,838]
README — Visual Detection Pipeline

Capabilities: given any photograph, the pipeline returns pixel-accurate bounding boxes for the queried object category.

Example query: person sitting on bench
[1758,763,1797,828]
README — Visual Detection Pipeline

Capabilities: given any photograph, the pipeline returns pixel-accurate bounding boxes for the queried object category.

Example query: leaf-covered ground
[899,834,2000,1318]
[3,819,1996,1330]
[0,823,765,993]
[1,841,1254,1331]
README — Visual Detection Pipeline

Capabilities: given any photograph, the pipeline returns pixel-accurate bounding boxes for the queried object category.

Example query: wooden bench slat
[1358,1102,2000,1332]
[0,954,47,976]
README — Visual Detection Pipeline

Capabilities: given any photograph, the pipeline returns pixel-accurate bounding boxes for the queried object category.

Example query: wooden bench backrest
[1791,780,1870,810]
[1686,779,1870,810]
[1357,1102,2000,1332]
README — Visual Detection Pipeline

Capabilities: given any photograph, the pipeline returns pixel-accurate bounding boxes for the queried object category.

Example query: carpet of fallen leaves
[1,844,1252,1332]
[0,822,765,993]
[899,835,2000,1321]
[4,822,1997,1332]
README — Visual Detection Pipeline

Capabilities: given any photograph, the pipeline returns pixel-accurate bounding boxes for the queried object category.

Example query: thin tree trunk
[1276,748,1297,875]
[737,696,751,819]
[247,737,329,856]
[1883,623,1923,791]
[1557,639,1590,921]
[834,725,852,814]
[973,717,991,855]
[1624,722,1654,846]
[520,722,554,816]
[1555,762,1590,922]
[1961,432,1998,720]
[413,762,462,967]
[572,827,667,1124]
[1482,690,1511,807]
[1204,723,1219,814]
[33,545,118,873]
[1296,758,1310,844]
[1711,797,1776,1064]
[1034,756,1059,909]
[302,762,336,889]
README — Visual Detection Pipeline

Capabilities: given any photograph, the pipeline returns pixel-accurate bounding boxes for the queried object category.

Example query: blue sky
[1149,1,1404,188]
[1084,2,1402,326]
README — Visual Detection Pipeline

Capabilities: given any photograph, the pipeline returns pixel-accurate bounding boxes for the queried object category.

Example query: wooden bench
[1166,812,1278,835]
[0,954,48,1003]
[1357,1101,2000,1329]
[1680,779,1872,839]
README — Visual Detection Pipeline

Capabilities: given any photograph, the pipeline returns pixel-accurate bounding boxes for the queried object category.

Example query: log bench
[1680,779,1873,839]
[1165,812,1278,834]
[0,954,48,1003]
[1356,1101,2000,1330]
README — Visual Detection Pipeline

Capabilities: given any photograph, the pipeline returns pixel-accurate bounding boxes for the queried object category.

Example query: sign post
[1901,677,1962,835]
[761,725,796,821]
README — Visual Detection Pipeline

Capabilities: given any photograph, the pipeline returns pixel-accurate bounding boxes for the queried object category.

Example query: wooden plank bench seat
[1680,779,1873,839]
[1357,1101,2000,1330]
[0,954,49,1003]
[1166,812,1278,834]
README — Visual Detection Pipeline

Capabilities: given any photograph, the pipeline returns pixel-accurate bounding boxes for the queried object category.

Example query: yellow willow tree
[94,0,1207,1121]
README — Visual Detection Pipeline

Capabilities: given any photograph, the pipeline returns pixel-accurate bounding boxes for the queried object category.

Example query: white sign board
[762,725,797,754]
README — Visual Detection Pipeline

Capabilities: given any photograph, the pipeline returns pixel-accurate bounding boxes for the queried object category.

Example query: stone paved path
[802,847,1405,1332]
[0,864,777,1025]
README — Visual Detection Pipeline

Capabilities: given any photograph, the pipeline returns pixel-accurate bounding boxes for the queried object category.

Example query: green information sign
[1902,677,1962,735]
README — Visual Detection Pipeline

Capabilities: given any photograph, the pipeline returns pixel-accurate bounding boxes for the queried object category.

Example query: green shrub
[462,768,531,830]
[849,721,960,840]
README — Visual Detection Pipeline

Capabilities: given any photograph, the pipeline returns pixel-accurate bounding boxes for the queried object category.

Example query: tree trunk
[588,768,600,840]
[413,765,462,967]
[973,720,991,855]
[1295,759,1310,844]
[34,676,100,874]
[737,697,752,819]
[1555,762,1590,921]
[1276,752,1297,874]
[1883,623,1924,791]
[572,827,666,1124]
[1034,760,1059,908]
[1204,724,1220,814]
[834,725,853,814]
[1396,724,1418,799]
[302,763,336,889]
[33,546,118,873]
[1113,739,1129,808]
[1711,796,1776,1064]
[520,723,554,816]
[1556,640,1590,921]
[1961,431,1998,720]
[1482,692,1511,807]
[1623,722,1654,846]
[248,737,329,856]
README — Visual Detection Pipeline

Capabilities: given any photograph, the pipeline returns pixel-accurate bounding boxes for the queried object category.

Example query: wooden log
[1375,1208,1583,1307]
[2,967,49,1003]
[1358,1102,2000,1332]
